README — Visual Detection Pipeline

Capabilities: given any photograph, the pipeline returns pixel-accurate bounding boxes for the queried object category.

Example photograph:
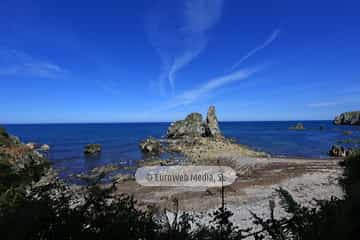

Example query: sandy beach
[113,155,343,227]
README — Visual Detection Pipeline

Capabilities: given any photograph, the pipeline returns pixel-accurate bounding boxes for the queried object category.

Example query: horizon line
[2,119,333,125]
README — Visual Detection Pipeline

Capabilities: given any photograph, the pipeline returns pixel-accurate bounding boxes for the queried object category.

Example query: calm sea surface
[4,121,360,177]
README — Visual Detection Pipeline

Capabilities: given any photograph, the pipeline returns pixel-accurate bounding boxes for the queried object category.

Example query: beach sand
[113,155,343,228]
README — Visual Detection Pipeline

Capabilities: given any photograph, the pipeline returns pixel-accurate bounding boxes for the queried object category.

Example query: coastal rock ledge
[334,111,360,125]
[166,106,222,139]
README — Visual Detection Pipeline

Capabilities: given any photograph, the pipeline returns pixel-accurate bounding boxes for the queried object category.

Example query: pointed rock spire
[205,106,222,137]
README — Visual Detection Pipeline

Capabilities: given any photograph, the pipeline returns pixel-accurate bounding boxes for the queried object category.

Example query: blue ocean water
[4,121,360,177]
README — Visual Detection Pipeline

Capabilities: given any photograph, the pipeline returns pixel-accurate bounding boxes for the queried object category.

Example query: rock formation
[328,145,353,157]
[139,137,162,155]
[0,128,49,179]
[334,111,360,125]
[166,106,222,139]
[288,122,305,130]
[84,144,102,155]
[205,106,221,137]
[167,113,205,138]
[40,144,51,152]
[0,127,10,147]
[25,142,37,150]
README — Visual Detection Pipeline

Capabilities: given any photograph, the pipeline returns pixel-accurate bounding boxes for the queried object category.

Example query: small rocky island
[84,144,102,155]
[140,106,267,163]
[334,111,360,125]
[288,122,305,130]
[167,105,222,139]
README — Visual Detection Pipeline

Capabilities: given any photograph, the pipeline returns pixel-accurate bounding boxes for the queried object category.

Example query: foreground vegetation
[1,127,360,239]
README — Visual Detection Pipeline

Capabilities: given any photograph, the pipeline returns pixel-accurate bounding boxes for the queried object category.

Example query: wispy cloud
[307,102,340,108]
[229,29,280,71]
[0,49,67,78]
[164,66,260,109]
[147,0,223,93]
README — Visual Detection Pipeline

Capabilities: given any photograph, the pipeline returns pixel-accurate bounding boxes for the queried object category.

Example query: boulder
[167,113,205,139]
[40,144,51,151]
[84,144,102,155]
[334,111,360,125]
[329,145,353,157]
[205,106,222,137]
[91,164,120,175]
[289,123,305,130]
[25,142,37,150]
[139,137,161,155]
[343,131,353,136]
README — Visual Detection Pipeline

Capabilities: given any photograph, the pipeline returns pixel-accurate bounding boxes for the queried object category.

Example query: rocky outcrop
[334,111,360,125]
[289,123,305,130]
[162,106,267,161]
[0,127,12,147]
[166,106,222,139]
[25,142,37,150]
[167,136,268,162]
[167,113,205,138]
[139,137,162,155]
[40,144,51,152]
[0,128,49,184]
[73,164,121,182]
[205,106,221,137]
[328,145,353,157]
[84,144,102,155]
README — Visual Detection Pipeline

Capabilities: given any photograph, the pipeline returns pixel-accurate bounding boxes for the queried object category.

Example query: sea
[4,121,360,178]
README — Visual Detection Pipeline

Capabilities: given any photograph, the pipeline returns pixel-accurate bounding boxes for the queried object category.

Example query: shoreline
[1,124,346,234]
[110,155,343,227]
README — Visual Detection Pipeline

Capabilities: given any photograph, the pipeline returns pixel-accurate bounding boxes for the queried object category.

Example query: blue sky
[0,0,359,123]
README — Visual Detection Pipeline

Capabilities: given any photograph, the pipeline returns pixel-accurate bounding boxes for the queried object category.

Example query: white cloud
[0,49,67,78]
[307,102,339,108]
[229,29,280,71]
[165,66,260,109]
[183,0,223,33]
[147,0,223,93]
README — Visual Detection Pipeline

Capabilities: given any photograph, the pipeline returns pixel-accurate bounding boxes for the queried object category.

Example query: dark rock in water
[167,113,205,138]
[289,122,305,130]
[73,164,121,182]
[139,137,162,155]
[91,164,120,175]
[343,131,353,136]
[329,145,353,157]
[334,111,360,125]
[84,144,102,155]
[336,138,360,144]
[205,105,222,137]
